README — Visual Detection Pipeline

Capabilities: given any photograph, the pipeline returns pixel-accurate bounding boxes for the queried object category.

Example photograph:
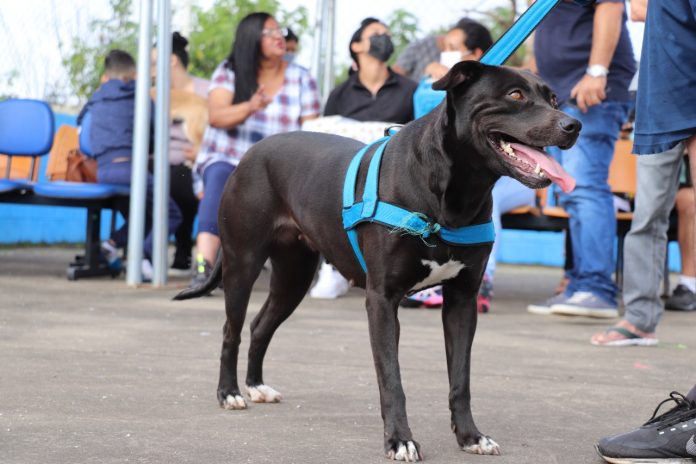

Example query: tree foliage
[61,0,138,104]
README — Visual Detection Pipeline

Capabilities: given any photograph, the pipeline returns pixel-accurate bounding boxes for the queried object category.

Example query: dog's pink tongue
[509,143,576,193]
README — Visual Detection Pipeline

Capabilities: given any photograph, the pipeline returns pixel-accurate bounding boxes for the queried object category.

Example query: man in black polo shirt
[323,17,417,125]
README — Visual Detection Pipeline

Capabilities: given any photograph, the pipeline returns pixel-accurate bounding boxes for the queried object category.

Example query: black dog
[175,61,580,461]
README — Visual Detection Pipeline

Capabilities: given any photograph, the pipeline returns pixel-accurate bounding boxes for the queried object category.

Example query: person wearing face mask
[323,17,417,125]
[284,28,299,63]
[309,18,417,300]
[423,18,493,81]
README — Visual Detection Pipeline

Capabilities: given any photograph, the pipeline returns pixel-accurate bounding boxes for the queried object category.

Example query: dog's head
[432,61,580,192]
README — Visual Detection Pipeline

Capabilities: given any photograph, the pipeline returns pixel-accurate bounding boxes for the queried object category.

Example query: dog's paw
[386,440,422,462]
[221,394,247,410]
[461,435,501,455]
[246,384,282,403]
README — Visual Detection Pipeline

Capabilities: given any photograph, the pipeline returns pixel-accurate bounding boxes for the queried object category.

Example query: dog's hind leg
[245,241,319,403]
[217,243,268,411]
[441,280,501,456]
[364,286,423,462]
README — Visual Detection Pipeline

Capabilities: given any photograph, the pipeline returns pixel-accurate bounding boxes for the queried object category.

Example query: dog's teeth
[534,163,541,175]
[539,171,546,178]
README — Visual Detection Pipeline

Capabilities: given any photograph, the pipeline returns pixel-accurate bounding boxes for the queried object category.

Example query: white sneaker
[310,262,349,299]
[141,259,154,282]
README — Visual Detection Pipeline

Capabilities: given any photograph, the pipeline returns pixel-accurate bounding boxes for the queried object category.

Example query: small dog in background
[170,89,208,151]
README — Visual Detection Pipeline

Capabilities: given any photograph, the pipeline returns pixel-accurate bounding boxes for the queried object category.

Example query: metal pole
[126,0,154,286]
[152,0,171,287]
[320,0,335,103]
[310,0,324,101]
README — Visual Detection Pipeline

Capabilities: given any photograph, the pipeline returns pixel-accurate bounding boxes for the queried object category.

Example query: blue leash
[342,138,495,274]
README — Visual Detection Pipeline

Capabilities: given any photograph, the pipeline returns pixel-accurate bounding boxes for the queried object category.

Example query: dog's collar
[342,137,495,273]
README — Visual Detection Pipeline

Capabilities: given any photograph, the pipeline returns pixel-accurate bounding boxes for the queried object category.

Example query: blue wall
[0,112,682,272]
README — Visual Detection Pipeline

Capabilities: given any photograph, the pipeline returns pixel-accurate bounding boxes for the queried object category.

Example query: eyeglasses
[261,27,288,38]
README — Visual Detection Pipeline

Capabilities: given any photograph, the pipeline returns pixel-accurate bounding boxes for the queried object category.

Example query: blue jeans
[98,162,182,260]
[197,162,236,236]
[548,101,631,305]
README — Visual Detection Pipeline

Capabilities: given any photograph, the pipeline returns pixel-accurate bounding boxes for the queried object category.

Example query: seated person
[151,32,210,274]
[323,17,417,124]
[310,17,418,299]
[423,18,493,81]
[78,49,182,281]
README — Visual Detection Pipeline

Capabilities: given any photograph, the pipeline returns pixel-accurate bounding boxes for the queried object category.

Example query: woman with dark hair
[151,31,209,273]
[188,12,320,288]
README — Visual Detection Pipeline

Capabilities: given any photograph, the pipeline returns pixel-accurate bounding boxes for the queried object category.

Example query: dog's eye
[508,90,524,101]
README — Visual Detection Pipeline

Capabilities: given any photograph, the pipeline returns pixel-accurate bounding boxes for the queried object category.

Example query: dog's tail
[172,254,222,300]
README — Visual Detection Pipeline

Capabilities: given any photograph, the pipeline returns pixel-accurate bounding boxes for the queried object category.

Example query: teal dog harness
[342,137,495,273]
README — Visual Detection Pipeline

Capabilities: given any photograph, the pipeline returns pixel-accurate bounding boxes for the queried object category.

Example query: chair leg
[66,207,114,280]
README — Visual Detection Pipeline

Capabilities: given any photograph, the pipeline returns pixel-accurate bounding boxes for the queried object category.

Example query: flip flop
[591,326,659,347]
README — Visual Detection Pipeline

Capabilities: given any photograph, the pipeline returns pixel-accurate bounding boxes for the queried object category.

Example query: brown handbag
[65,148,98,183]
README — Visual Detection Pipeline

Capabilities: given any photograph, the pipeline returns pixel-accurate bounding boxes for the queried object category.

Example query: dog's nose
[559,117,581,134]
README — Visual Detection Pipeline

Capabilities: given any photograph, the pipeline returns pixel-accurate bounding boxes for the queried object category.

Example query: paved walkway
[0,247,693,464]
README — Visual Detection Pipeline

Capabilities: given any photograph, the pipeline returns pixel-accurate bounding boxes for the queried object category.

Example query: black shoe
[596,391,696,463]
[187,255,213,294]
[665,285,696,312]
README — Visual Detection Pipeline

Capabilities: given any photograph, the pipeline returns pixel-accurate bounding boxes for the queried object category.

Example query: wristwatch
[586,64,609,78]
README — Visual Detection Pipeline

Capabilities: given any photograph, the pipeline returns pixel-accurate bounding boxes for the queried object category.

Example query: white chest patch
[411,259,466,291]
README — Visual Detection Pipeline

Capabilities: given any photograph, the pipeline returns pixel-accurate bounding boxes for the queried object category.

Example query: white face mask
[439,51,462,69]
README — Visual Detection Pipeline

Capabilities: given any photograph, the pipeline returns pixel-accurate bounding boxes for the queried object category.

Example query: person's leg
[170,163,199,269]
[591,143,683,345]
[141,171,182,260]
[486,177,535,280]
[194,161,236,266]
[552,102,629,313]
[98,162,133,249]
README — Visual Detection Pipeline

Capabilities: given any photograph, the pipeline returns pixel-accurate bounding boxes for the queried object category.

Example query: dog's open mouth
[488,136,576,193]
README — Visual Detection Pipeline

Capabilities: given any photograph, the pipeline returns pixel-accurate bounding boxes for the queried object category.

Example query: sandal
[591,321,658,347]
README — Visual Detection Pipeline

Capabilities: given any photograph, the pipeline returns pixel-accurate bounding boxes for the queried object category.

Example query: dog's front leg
[441,281,501,455]
[365,288,422,462]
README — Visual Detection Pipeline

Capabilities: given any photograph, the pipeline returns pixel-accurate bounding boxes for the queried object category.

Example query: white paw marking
[246,384,282,403]
[462,436,501,455]
[387,441,420,462]
[411,259,465,291]
[222,394,247,410]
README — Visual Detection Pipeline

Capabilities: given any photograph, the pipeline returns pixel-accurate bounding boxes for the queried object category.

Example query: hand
[247,85,272,113]
[570,74,607,112]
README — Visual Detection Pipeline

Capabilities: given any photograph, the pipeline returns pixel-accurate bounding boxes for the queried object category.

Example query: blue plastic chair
[0,99,55,193]
[34,111,130,199]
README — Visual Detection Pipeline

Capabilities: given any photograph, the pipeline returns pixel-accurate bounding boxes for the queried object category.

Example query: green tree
[187,0,308,79]
[61,0,138,103]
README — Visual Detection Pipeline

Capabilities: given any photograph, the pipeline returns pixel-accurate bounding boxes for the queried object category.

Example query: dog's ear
[432,60,485,92]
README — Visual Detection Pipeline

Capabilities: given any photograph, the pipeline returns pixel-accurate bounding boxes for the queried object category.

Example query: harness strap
[342,137,495,274]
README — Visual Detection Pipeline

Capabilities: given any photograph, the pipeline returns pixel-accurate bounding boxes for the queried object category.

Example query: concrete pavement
[0,247,693,464]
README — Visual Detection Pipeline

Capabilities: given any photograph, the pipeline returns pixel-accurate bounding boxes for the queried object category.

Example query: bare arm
[630,0,647,22]
[207,86,271,129]
[570,1,624,111]
[589,1,624,69]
